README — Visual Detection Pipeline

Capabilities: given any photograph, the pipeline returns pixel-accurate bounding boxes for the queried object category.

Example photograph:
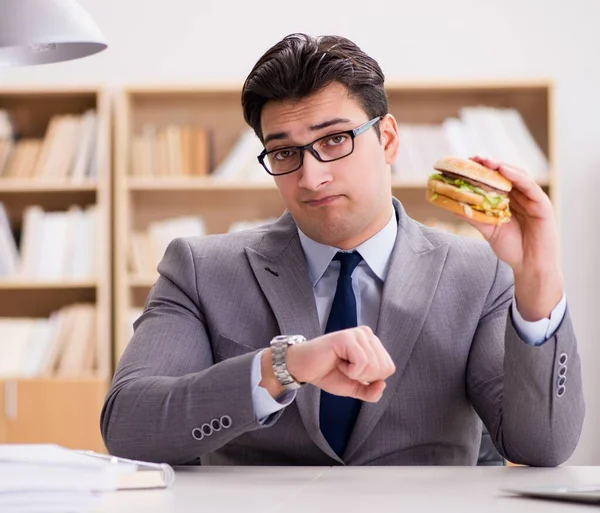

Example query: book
[0,444,175,495]
[392,106,549,182]
[75,450,175,490]
[0,303,99,378]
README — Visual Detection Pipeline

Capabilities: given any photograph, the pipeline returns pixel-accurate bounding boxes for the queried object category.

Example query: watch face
[270,335,306,345]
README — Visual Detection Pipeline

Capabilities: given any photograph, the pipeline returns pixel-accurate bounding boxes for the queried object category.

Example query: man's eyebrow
[263,118,352,146]
[309,117,352,131]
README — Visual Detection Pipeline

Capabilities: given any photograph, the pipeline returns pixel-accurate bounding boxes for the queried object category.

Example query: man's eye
[325,135,347,146]
[274,150,295,160]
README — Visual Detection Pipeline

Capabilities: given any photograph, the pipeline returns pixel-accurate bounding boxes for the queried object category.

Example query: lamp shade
[0,0,107,67]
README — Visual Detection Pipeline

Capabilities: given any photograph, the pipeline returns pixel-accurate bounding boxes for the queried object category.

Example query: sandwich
[426,156,512,225]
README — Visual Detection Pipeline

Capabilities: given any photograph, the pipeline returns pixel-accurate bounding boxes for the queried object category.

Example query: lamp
[0,0,107,67]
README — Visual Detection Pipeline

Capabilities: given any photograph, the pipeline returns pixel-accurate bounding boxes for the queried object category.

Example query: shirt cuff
[511,293,567,346]
[251,350,296,424]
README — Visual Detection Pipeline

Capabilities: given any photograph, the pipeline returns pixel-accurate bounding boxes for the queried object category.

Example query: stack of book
[181,107,548,183]
[211,129,269,182]
[129,216,276,277]
[0,303,97,379]
[130,123,210,177]
[0,202,97,281]
[0,444,174,512]
[393,106,549,182]
[0,109,98,182]
[128,215,206,276]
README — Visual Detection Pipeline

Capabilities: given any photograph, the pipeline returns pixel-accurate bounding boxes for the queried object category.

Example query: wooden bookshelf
[114,82,555,360]
[0,87,111,453]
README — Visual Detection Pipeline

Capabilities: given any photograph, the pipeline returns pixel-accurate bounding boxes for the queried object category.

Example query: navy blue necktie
[319,251,363,457]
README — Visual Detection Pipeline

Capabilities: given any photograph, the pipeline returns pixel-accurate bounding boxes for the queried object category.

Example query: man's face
[260,82,399,249]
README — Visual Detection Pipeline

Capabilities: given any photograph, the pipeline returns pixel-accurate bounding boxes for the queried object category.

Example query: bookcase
[114,81,555,361]
[0,87,111,452]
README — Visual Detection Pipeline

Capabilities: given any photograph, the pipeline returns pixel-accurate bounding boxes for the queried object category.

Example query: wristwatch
[270,335,306,390]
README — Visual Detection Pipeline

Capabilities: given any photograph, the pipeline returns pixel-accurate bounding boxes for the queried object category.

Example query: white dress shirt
[250,212,567,422]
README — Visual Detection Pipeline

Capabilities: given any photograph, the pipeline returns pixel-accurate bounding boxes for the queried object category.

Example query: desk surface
[100,466,600,512]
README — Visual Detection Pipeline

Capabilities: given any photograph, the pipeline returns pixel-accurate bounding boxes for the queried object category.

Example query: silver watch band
[270,335,306,390]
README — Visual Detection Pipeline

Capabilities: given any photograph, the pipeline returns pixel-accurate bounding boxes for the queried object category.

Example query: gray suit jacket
[101,199,584,466]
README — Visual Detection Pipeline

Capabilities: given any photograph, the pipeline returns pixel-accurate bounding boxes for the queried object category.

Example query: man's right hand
[260,326,395,402]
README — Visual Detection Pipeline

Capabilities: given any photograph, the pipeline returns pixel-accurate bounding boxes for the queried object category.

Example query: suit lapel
[344,200,449,461]
[245,213,341,462]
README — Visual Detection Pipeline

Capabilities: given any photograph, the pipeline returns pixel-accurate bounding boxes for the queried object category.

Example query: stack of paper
[0,444,174,512]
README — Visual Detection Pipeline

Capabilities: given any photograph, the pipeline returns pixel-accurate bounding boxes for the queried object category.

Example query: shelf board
[0,375,108,384]
[127,176,550,191]
[0,180,98,193]
[127,176,275,191]
[0,280,97,290]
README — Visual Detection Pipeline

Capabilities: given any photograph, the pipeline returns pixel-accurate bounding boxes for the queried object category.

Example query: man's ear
[381,113,399,165]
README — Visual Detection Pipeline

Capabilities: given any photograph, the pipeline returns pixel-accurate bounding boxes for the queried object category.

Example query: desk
[100,466,600,512]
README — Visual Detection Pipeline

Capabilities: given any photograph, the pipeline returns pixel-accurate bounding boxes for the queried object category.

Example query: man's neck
[334,205,394,250]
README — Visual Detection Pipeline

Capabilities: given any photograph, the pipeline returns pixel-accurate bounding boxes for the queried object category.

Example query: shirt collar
[297,210,397,286]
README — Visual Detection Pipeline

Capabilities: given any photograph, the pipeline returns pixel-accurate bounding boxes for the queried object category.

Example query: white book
[458,107,496,159]
[36,212,69,280]
[147,216,205,266]
[62,206,84,279]
[212,129,263,180]
[0,319,33,378]
[411,124,453,179]
[71,110,97,183]
[397,124,431,178]
[86,116,102,179]
[18,206,45,277]
[71,206,96,280]
[21,317,55,378]
[0,444,175,493]
[472,107,529,170]
[442,118,473,158]
[0,202,19,276]
[497,108,550,180]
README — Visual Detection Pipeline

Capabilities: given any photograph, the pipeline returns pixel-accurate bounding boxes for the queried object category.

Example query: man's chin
[297,214,357,247]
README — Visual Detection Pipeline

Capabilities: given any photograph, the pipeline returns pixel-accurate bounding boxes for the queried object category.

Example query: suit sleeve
[100,238,282,465]
[466,258,585,466]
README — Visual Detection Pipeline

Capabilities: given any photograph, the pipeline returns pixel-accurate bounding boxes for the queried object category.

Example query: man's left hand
[462,156,564,322]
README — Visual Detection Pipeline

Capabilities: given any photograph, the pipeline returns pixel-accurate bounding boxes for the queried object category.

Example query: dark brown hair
[241,33,388,141]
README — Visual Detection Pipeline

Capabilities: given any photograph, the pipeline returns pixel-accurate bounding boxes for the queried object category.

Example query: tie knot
[334,251,363,277]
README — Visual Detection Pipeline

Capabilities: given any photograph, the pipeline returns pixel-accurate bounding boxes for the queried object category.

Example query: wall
[2,0,599,464]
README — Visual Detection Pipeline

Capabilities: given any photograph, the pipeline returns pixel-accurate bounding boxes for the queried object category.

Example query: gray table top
[99,465,600,512]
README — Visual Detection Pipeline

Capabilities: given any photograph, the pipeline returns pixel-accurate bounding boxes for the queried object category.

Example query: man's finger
[338,336,368,380]
[470,155,501,170]
[498,164,542,199]
[354,380,386,402]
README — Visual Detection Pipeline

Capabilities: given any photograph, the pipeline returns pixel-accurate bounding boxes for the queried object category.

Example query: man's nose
[297,150,332,190]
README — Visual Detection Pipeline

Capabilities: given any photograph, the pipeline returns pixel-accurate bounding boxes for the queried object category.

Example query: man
[101,33,584,466]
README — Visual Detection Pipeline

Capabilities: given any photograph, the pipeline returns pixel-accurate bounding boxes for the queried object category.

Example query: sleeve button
[220,415,232,429]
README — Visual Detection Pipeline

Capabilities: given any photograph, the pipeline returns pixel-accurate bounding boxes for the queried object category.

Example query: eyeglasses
[257,116,383,176]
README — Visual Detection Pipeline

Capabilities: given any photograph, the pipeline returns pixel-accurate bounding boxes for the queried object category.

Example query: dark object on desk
[504,486,600,504]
